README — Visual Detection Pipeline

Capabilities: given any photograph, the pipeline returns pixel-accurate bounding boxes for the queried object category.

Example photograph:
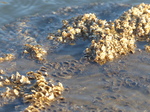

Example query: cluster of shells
[0,54,15,63]
[145,45,150,52]
[0,71,64,111]
[24,44,47,61]
[48,3,150,65]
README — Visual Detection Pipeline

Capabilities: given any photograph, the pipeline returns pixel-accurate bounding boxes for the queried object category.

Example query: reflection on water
[0,1,150,112]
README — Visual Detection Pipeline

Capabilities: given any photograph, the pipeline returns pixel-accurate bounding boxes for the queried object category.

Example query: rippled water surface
[0,0,150,25]
[0,0,150,112]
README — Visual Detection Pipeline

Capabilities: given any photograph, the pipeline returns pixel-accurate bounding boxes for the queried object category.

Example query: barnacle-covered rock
[0,54,15,63]
[0,69,5,74]
[47,13,98,43]
[24,71,64,111]
[48,3,150,65]
[0,71,64,111]
[145,45,150,52]
[24,44,47,61]
[89,3,150,64]
[0,87,20,107]
[8,72,31,85]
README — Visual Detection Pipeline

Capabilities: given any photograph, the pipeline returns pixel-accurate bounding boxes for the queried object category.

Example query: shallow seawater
[0,0,150,26]
[0,0,150,112]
